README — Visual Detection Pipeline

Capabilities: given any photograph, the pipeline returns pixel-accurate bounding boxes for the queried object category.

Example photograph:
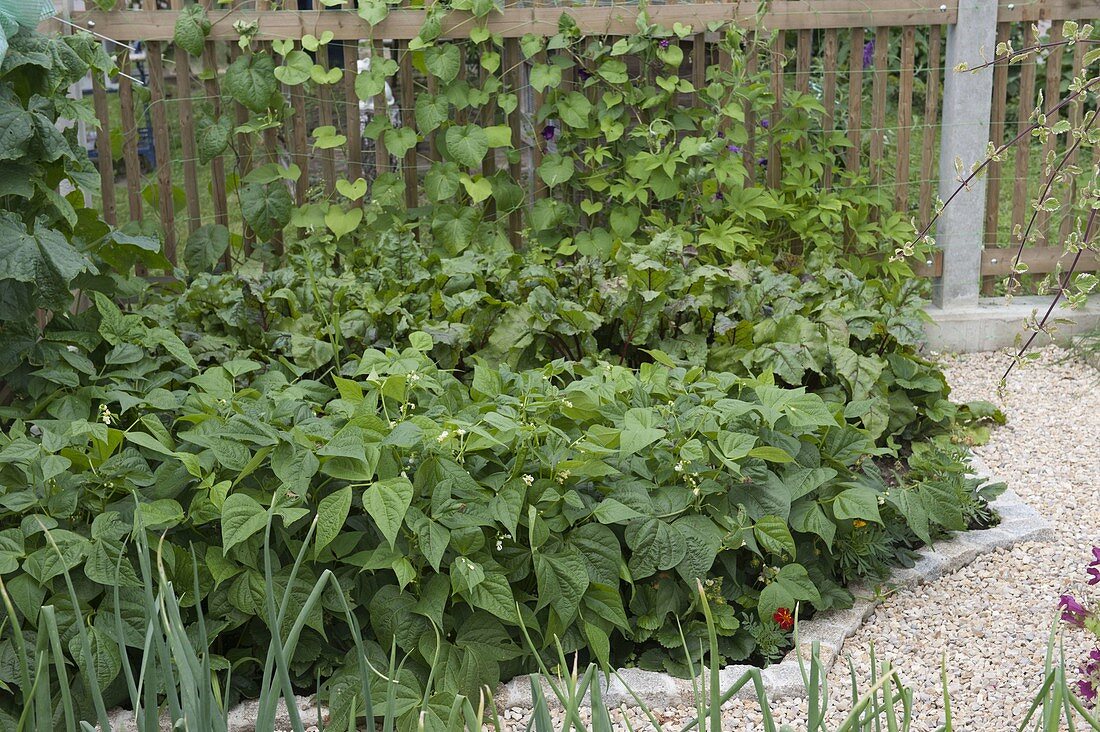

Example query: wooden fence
[56,0,1100,298]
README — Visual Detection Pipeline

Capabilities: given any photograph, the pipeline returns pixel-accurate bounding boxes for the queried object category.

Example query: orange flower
[773,607,794,631]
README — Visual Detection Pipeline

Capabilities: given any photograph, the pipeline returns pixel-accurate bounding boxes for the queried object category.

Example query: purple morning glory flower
[1078,679,1097,708]
[1060,594,1089,627]
[760,119,770,129]
[758,157,768,166]
[717,131,725,139]
[1090,547,1100,565]
[578,68,592,81]
[714,191,724,201]
[862,39,875,69]
[541,125,556,141]
[727,144,742,153]
[659,39,671,49]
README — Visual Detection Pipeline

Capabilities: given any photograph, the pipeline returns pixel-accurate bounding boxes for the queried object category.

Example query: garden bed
[493,454,1052,711]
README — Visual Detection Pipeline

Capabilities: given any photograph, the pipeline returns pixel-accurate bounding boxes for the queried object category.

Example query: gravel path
[498,347,1100,730]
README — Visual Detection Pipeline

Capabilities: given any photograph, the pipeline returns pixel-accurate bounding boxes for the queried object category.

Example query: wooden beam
[997,0,1095,22]
[69,2,961,41]
[981,246,1100,276]
[912,251,943,278]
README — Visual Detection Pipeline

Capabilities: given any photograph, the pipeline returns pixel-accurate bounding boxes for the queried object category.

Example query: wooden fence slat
[918,24,941,228]
[1060,36,1088,242]
[344,41,364,180]
[371,39,389,177]
[479,53,496,217]
[256,0,279,177]
[288,47,309,204]
[318,44,339,196]
[846,27,864,175]
[398,40,417,209]
[533,45,547,199]
[767,30,784,188]
[287,50,308,202]
[118,54,143,224]
[869,26,889,190]
[230,44,255,255]
[744,31,758,183]
[505,37,523,248]
[174,45,201,235]
[90,72,116,227]
[692,32,707,101]
[717,31,732,141]
[146,41,176,267]
[201,41,229,234]
[894,25,915,210]
[1011,40,1037,246]
[795,28,811,95]
[822,28,837,189]
[426,73,440,162]
[982,21,1011,294]
[1037,19,1065,243]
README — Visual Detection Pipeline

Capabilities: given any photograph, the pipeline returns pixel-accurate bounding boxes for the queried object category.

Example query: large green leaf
[555,91,592,128]
[240,181,292,240]
[753,514,796,557]
[424,44,461,83]
[184,224,229,274]
[673,515,723,583]
[172,4,210,56]
[466,571,518,623]
[534,549,590,625]
[196,115,232,164]
[0,213,92,311]
[757,563,820,620]
[0,101,32,161]
[625,517,685,579]
[223,52,278,112]
[537,154,574,188]
[832,346,884,402]
[789,499,836,549]
[221,493,268,554]
[619,407,665,456]
[567,523,620,586]
[364,476,414,548]
[431,205,479,252]
[315,485,352,557]
[443,124,489,168]
[831,486,882,523]
[415,95,449,134]
[69,626,122,690]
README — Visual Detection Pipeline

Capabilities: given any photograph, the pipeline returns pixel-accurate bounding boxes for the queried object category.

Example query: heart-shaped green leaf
[324,205,364,239]
[336,178,368,201]
[444,125,489,168]
[460,175,493,203]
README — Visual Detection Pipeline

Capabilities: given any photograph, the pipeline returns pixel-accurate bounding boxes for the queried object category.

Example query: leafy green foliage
[0,17,1010,730]
[0,318,1001,715]
[0,31,159,381]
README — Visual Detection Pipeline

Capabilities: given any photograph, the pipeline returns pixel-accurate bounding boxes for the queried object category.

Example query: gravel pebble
[497,347,1100,730]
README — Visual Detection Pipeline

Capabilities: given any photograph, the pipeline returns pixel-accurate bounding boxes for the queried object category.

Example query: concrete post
[933,0,998,308]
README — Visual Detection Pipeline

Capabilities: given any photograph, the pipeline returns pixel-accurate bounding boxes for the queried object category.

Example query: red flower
[773,607,794,631]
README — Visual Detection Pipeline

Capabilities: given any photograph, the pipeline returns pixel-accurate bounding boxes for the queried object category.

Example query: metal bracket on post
[933,0,998,308]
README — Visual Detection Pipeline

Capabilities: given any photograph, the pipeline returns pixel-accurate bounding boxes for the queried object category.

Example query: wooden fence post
[933,0,997,308]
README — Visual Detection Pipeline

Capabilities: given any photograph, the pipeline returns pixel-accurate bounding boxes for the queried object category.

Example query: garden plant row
[0,15,1004,729]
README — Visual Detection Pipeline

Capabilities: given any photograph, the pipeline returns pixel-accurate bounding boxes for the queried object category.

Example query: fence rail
[53,0,1100,303]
